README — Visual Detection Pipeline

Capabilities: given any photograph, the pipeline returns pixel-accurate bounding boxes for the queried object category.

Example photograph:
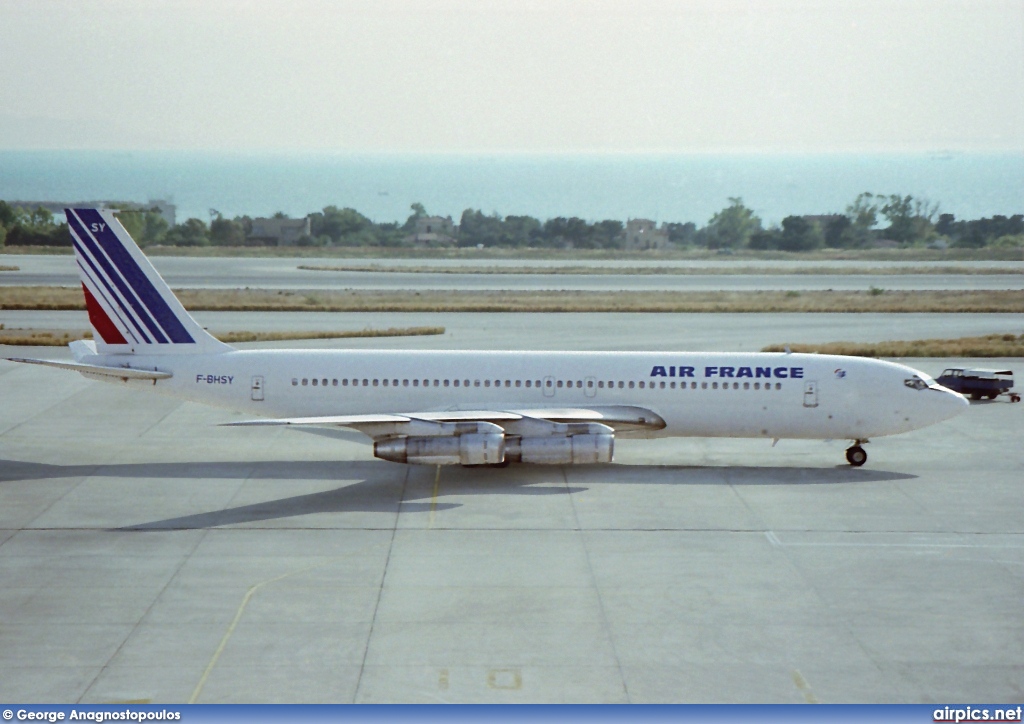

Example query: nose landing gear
[845,441,868,467]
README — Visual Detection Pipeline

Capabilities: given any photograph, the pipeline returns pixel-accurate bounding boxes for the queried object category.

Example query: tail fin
[66,208,230,355]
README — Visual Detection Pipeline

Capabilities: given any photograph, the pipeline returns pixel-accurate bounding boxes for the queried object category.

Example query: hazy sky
[2,0,1021,152]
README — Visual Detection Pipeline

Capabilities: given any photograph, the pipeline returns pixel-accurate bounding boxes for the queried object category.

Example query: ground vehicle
[936,368,1019,402]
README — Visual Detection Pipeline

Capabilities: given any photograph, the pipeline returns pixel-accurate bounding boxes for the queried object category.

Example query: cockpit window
[904,376,928,390]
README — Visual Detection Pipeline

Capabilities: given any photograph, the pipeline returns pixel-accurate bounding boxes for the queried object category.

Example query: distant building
[407,215,457,247]
[624,219,669,251]
[248,216,311,246]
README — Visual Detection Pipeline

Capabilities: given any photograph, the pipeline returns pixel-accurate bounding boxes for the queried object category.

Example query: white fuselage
[93,348,968,441]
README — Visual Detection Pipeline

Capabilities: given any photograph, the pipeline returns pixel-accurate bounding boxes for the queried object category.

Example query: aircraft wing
[222,405,665,437]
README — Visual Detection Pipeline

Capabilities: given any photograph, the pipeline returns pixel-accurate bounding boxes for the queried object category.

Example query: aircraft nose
[934,386,969,421]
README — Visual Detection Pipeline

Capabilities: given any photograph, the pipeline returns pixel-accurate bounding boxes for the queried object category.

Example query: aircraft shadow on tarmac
[0,458,917,531]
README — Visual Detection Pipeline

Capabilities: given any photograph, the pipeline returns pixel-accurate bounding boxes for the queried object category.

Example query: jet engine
[374,432,505,466]
[504,433,614,464]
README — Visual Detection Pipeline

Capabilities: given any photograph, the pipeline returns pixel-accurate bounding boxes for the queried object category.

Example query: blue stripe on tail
[73,209,195,345]
[67,212,160,343]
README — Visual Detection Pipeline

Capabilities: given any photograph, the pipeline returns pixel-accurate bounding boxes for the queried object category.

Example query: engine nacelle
[374,433,505,466]
[504,434,614,465]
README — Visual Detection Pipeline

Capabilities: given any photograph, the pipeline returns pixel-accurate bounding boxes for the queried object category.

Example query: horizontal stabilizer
[5,357,172,381]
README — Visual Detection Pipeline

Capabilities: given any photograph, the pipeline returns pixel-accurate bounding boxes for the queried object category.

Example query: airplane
[5,208,968,468]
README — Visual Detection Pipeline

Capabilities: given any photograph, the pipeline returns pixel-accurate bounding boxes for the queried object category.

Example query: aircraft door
[543,375,555,397]
[802,380,818,408]
[584,376,597,398]
[251,375,265,402]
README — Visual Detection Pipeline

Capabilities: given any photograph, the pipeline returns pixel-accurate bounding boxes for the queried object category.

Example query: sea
[0,150,1021,227]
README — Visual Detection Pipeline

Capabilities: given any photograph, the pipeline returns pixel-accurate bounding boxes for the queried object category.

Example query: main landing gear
[845,441,868,467]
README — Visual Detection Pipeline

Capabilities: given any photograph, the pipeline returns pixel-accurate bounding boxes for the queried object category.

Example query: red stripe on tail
[82,284,127,344]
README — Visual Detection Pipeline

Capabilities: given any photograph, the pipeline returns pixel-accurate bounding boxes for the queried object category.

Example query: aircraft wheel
[845,445,867,467]
[489,460,511,468]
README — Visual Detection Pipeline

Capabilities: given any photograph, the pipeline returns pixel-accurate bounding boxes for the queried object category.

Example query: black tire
[1011,394,1021,403]
[846,446,867,467]
[970,393,982,400]
[987,393,999,400]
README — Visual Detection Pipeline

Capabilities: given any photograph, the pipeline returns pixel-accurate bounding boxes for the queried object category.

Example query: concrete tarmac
[3,254,1023,291]
[1,333,1022,702]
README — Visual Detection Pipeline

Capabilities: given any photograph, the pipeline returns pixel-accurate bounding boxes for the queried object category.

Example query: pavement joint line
[428,465,441,528]
[353,465,410,703]
[791,669,820,704]
[188,558,337,704]
[561,465,631,704]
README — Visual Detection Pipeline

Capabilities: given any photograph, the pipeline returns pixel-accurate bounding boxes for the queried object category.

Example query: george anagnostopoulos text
[10,712,180,723]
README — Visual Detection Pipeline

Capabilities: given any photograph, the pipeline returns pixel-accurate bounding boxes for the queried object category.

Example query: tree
[845,192,879,247]
[313,206,373,243]
[163,218,210,246]
[778,216,823,252]
[403,202,428,231]
[824,215,853,248]
[210,217,246,246]
[748,229,781,250]
[880,194,938,245]
[706,198,761,249]
[0,201,14,228]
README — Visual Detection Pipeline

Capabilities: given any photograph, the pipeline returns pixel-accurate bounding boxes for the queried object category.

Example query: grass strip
[2,287,1023,314]
[762,333,1024,358]
[0,265,19,271]
[0,326,444,347]
[298,263,1023,276]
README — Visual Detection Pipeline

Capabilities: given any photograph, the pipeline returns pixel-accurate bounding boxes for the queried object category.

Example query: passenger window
[383,379,388,387]
[505,380,511,387]
[598,381,604,389]
[702,382,707,389]
[557,380,563,388]
[516,380,522,387]
[323,379,328,386]
[775,382,781,390]
[536,380,542,387]
[312,378,318,386]
[403,379,409,386]
[474,380,481,387]
[373,379,379,386]
[302,379,308,386]
[525,380,531,388]
[362,379,368,386]
[754,382,759,390]
[639,381,645,389]
[444,380,450,387]
[660,381,666,389]
[733,382,739,389]
[576,381,582,388]
[670,381,676,389]
[332,379,338,386]
[743,382,749,389]
[292,378,298,386]
[413,379,418,386]
[712,382,717,389]
[629,381,635,389]
[454,380,460,387]
[587,380,593,388]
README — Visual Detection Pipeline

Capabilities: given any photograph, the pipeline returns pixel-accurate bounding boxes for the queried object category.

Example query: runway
[3,254,1023,291]
[3,310,1022,354]
[1,317,1022,702]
